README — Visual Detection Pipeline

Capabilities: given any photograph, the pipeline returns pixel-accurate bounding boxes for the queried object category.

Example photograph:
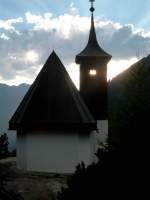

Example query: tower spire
[89,0,95,13]
[88,0,98,46]
[75,0,111,64]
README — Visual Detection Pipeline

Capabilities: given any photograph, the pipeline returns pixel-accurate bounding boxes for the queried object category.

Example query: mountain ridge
[0,83,30,150]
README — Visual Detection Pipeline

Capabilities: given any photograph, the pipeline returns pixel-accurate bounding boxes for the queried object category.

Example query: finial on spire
[89,0,95,13]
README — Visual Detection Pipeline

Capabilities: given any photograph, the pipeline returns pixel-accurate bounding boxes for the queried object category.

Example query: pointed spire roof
[76,3,111,64]
[9,51,96,132]
[88,13,98,46]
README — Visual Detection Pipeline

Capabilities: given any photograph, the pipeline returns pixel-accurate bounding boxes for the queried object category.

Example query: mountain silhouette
[0,83,29,150]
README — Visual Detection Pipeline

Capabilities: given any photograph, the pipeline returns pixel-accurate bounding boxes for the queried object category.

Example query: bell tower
[75,0,112,120]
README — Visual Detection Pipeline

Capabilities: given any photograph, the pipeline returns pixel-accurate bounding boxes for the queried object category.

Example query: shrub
[0,133,9,159]
[57,143,145,200]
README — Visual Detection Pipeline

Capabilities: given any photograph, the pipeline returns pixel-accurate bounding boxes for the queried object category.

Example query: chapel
[9,0,111,173]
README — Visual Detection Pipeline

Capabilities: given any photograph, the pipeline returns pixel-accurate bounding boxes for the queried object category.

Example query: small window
[89,69,97,76]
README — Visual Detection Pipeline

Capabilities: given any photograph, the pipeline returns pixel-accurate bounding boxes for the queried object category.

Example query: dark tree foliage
[57,143,147,200]
[0,133,9,159]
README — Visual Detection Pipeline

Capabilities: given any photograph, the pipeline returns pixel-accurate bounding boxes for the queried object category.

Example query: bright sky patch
[25,50,39,63]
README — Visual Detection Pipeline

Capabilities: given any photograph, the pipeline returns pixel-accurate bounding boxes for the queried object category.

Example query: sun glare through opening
[89,69,97,76]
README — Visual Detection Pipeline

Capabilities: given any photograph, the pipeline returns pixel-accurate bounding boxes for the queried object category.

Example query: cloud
[25,12,90,39]
[25,50,39,63]
[0,10,150,86]
[24,11,150,58]
[69,2,79,14]
[26,12,53,31]
[0,17,23,32]
[0,33,10,40]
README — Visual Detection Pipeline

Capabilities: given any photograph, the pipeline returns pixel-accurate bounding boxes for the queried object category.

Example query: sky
[1,0,150,88]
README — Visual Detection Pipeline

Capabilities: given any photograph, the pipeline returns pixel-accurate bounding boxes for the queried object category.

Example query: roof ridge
[9,52,96,131]
[51,52,95,122]
[10,52,56,124]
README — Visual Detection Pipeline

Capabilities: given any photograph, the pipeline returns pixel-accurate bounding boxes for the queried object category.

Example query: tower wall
[79,61,108,120]
[75,10,111,120]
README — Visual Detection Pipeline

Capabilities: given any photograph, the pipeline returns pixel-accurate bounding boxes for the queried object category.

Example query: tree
[57,143,147,200]
[0,133,9,159]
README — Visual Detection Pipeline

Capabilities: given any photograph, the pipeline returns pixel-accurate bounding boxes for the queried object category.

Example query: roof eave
[75,54,112,64]
[9,121,96,133]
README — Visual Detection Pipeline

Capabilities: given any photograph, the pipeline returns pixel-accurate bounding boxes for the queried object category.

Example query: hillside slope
[109,55,150,151]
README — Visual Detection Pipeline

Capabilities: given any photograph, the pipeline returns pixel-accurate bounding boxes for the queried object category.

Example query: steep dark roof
[9,51,96,132]
[111,57,147,84]
[76,13,111,64]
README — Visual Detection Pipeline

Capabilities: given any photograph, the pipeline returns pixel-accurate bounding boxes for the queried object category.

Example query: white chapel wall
[17,131,94,174]
[26,132,78,173]
[97,120,108,144]
[78,134,92,166]
[17,121,109,173]
[17,132,27,169]
[88,120,109,163]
